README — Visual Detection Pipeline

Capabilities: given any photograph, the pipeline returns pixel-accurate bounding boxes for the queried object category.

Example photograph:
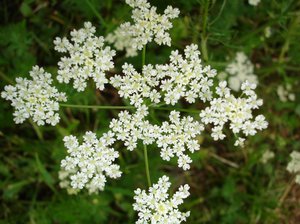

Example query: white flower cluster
[59,131,122,194]
[287,151,300,185]
[110,106,202,170]
[200,81,268,146]
[277,84,295,102]
[106,26,139,57]
[110,105,158,151]
[248,0,260,6]
[1,66,67,126]
[107,0,179,55]
[224,52,258,91]
[261,150,275,164]
[111,44,217,107]
[54,22,116,91]
[158,111,203,170]
[133,175,190,224]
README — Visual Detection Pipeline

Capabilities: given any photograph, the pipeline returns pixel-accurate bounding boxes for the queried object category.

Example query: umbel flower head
[59,131,122,194]
[133,175,190,224]
[110,44,216,107]
[1,66,67,126]
[200,80,268,146]
[224,52,258,91]
[54,22,116,91]
[287,151,300,185]
[106,0,179,56]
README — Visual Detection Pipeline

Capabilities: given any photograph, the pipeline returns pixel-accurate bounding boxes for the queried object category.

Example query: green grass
[1,0,300,223]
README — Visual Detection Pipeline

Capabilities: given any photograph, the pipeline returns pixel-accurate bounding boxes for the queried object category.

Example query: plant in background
[1,0,271,223]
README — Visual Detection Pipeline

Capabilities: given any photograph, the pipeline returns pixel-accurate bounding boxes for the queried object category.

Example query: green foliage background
[0,0,300,223]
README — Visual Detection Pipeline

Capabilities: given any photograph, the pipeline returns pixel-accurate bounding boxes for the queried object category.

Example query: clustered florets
[54,22,116,91]
[111,44,217,107]
[133,175,190,224]
[107,0,179,56]
[1,66,67,125]
[200,80,268,146]
[59,131,122,194]
[287,151,300,185]
[222,52,258,91]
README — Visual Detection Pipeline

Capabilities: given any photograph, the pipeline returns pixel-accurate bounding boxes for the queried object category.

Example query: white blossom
[111,44,216,107]
[133,175,190,224]
[260,150,275,164]
[1,66,67,126]
[249,0,260,6]
[223,52,258,91]
[287,151,300,185]
[106,0,179,55]
[54,22,116,91]
[200,80,268,142]
[59,131,122,194]
[277,84,295,102]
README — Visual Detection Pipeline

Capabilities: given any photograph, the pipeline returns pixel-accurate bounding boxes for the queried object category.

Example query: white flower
[234,137,245,147]
[107,0,179,54]
[54,22,116,91]
[260,150,274,164]
[133,175,190,224]
[277,84,295,102]
[248,0,260,6]
[111,44,216,107]
[59,131,122,194]
[287,151,300,185]
[225,52,258,91]
[1,66,67,126]
[157,111,204,170]
[200,81,268,142]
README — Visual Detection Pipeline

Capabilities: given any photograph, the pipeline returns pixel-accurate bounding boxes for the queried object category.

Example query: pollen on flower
[54,21,116,91]
[133,175,190,224]
[59,131,122,194]
[1,66,67,126]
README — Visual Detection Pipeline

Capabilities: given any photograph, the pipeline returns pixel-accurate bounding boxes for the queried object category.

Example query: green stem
[60,103,135,110]
[142,45,146,67]
[143,144,152,187]
[201,0,210,62]
[29,119,44,141]
[85,0,107,28]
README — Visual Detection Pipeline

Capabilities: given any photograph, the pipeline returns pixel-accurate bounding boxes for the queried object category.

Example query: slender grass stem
[143,144,152,187]
[201,0,210,62]
[29,119,44,141]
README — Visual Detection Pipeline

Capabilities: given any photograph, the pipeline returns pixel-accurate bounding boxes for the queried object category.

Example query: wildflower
[107,0,179,54]
[261,150,275,164]
[234,137,245,147]
[224,52,258,91]
[111,44,216,107]
[133,175,190,224]
[157,111,204,170]
[200,81,268,142]
[1,66,67,126]
[287,151,300,185]
[54,22,116,91]
[59,131,122,194]
[248,0,260,6]
[277,84,295,102]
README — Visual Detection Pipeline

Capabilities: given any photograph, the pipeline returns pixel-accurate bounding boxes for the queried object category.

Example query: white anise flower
[277,84,295,102]
[287,151,300,185]
[107,0,179,54]
[106,26,139,57]
[133,175,190,224]
[59,131,122,194]
[157,111,204,170]
[260,150,275,164]
[54,22,116,91]
[224,52,258,91]
[111,44,216,107]
[248,0,260,6]
[1,66,67,126]
[110,105,159,151]
[200,80,268,142]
